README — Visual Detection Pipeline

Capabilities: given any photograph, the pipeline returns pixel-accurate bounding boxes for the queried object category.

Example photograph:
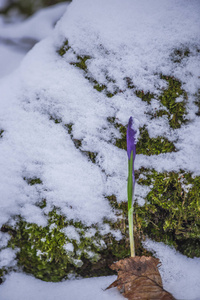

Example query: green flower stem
[128,207,135,257]
[127,151,135,257]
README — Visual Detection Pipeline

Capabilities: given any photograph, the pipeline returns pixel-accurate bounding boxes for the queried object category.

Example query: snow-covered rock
[0,0,200,298]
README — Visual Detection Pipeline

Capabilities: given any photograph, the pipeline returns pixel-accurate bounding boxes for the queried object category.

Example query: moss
[134,169,200,257]
[36,199,47,209]
[6,208,113,281]
[159,75,188,129]
[3,203,145,280]
[65,123,98,163]
[65,123,73,136]
[58,40,71,56]
[106,91,115,98]
[124,77,135,89]
[0,130,4,138]
[93,81,116,98]
[194,89,200,116]
[125,77,155,103]
[49,116,62,124]
[0,269,3,284]
[93,83,107,92]
[24,177,42,185]
[58,41,117,98]
[125,75,188,129]
[171,47,190,63]
[108,118,176,155]
[137,126,176,155]
[71,55,91,71]
[82,151,98,164]
[150,109,169,119]
[58,41,91,72]
[135,90,155,104]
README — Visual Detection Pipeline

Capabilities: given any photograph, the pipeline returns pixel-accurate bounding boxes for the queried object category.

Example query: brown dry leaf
[106,256,176,300]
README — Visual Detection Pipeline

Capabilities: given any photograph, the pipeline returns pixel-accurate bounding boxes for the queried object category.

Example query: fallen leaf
[106,256,176,300]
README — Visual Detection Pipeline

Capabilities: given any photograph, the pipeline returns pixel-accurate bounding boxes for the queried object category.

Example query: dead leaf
[106,256,176,300]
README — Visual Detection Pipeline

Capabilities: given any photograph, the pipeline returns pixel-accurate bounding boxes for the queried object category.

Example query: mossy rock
[58,41,117,98]
[134,169,200,258]
[1,205,134,281]
[58,40,188,128]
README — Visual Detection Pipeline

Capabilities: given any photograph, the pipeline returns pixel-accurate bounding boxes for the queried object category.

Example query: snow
[0,0,200,299]
[0,44,25,78]
[145,240,200,300]
[0,2,70,78]
[0,273,124,300]
[0,3,69,42]
[0,248,17,268]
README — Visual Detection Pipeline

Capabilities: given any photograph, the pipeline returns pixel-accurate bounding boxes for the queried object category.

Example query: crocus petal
[126,116,137,161]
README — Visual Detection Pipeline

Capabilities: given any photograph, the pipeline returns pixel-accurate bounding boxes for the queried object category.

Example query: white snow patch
[63,226,80,242]
[144,239,200,300]
[0,272,124,300]
[0,248,17,268]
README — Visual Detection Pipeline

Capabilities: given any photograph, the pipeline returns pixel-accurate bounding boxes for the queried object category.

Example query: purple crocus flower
[126,116,137,162]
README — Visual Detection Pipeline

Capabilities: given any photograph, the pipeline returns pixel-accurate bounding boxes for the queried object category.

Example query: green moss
[36,199,47,209]
[0,268,4,284]
[71,55,91,71]
[150,109,169,119]
[135,169,200,257]
[65,123,97,163]
[58,40,116,98]
[24,177,42,185]
[171,47,190,63]
[6,209,111,281]
[65,123,73,136]
[58,40,71,56]
[159,75,188,129]
[135,90,155,104]
[137,126,176,155]
[82,151,98,164]
[0,130,4,138]
[124,77,135,89]
[49,116,62,124]
[93,83,107,92]
[92,81,116,98]
[106,92,115,98]
[124,74,188,129]
[3,204,143,280]
[194,89,200,116]
[124,77,155,103]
